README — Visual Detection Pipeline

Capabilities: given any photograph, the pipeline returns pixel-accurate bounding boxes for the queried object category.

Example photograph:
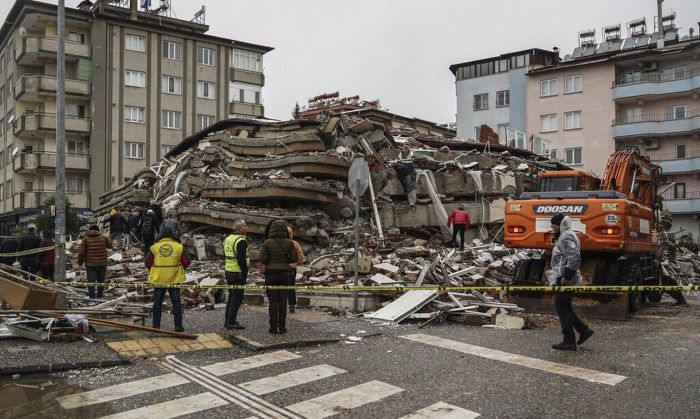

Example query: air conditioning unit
[644,138,660,150]
[660,175,672,183]
[642,61,658,72]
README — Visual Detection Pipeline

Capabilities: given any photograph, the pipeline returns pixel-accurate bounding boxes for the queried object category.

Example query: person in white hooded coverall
[546,214,595,351]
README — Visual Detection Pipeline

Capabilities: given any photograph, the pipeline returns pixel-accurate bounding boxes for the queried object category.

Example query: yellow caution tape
[0,246,56,257]
[36,281,699,293]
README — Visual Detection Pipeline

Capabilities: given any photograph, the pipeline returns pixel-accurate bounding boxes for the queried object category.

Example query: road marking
[97,392,227,419]
[286,380,404,419]
[239,364,347,395]
[402,334,626,386]
[57,373,189,410]
[57,350,300,409]
[400,401,480,419]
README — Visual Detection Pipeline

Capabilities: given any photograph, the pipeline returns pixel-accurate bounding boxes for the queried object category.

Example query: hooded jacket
[548,216,582,285]
[259,220,297,271]
[78,230,111,268]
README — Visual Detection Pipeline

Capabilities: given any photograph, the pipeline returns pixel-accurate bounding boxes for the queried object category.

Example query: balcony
[14,190,91,209]
[229,68,265,86]
[649,150,700,174]
[661,190,700,214]
[14,76,91,102]
[13,151,91,173]
[613,68,700,101]
[16,37,90,65]
[611,109,700,139]
[229,101,265,118]
[14,113,91,138]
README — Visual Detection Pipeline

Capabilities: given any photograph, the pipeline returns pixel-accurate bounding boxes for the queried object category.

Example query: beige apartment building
[0,0,272,231]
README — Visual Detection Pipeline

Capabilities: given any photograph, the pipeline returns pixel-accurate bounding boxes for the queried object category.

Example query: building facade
[450,49,559,140]
[0,0,272,231]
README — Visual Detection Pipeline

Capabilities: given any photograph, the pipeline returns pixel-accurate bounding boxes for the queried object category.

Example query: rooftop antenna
[191,5,205,24]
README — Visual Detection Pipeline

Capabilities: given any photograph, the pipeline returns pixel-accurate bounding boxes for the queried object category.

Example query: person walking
[259,220,298,334]
[447,207,471,250]
[39,232,55,281]
[140,209,158,252]
[159,209,181,240]
[18,225,42,277]
[0,237,19,266]
[145,227,189,332]
[78,225,111,300]
[287,226,304,314]
[223,220,249,330]
[108,209,128,250]
[547,213,594,351]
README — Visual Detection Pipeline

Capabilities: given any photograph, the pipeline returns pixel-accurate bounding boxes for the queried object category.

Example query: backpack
[142,214,154,234]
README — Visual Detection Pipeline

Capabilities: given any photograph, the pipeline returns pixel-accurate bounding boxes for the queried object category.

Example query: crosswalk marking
[401,334,627,386]
[400,401,480,419]
[239,364,348,395]
[285,380,404,419]
[57,350,300,410]
[97,392,227,419]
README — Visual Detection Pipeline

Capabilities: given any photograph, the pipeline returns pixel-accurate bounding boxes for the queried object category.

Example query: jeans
[87,266,107,299]
[265,270,289,331]
[224,271,246,327]
[152,287,183,329]
[452,224,466,249]
[555,291,590,344]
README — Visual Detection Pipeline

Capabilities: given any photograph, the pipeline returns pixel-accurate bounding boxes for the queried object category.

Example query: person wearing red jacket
[39,232,55,281]
[447,207,471,250]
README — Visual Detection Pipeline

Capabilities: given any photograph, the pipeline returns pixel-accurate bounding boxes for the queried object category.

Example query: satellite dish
[348,156,369,198]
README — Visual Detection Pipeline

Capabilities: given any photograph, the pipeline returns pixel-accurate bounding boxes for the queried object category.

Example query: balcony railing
[13,151,91,173]
[14,113,91,137]
[229,101,264,118]
[613,109,700,125]
[14,75,91,100]
[648,149,700,161]
[14,190,90,209]
[16,36,90,63]
[614,68,700,86]
[661,190,700,201]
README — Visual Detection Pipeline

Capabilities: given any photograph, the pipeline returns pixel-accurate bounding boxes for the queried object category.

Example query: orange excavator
[504,146,669,318]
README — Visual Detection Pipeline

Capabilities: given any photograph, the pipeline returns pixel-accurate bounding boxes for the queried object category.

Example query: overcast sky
[2,0,698,124]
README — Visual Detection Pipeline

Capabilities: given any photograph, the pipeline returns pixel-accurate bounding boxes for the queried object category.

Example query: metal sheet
[636,34,650,46]
[367,290,438,323]
[664,29,678,42]
[582,45,597,56]
[608,40,623,52]
[571,46,584,59]
[621,37,637,50]
[597,42,611,54]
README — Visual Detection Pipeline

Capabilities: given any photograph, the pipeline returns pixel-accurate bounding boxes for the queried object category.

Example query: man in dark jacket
[18,226,42,277]
[140,209,158,252]
[127,210,141,245]
[0,237,19,266]
[78,225,112,299]
[259,219,298,334]
[109,209,128,250]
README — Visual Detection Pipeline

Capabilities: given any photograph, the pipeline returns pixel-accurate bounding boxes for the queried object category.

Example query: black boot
[552,342,577,351]
[577,329,594,345]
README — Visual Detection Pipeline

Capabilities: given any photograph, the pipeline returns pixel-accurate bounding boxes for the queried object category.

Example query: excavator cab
[538,170,601,192]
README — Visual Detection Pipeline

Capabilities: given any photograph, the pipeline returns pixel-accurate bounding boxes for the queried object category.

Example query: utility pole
[54,0,66,283]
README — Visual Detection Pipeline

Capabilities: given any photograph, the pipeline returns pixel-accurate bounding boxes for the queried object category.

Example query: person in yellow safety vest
[145,227,190,332]
[224,219,250,330]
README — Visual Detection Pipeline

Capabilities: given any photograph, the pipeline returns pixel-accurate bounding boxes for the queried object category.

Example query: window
[550,149,557,160]
[125,34,146,52]
[496,90,510,108]
[162,41,182,60]
[124,105,145,123]
[197,80,215,99]
[540,114,557,132]
[662,66,687,80]
[564,75,582,93]
[497,123,509,140]
[24,181,33,192]
[67,104,86,118]
[232,49,263,72]
[197,47,216,66]
[67,177,85,193]
[676,144,686,159]
[125,70,146,87]
[674,183,686,199]
[564,111,582,129]
[625,107,642,123]
[197,114,215,130]
[230,83,262,104]
[540,79,557,96]
[624,70,641,83]
[664,105,687,120]
[474,126,482,139]
[473,93,488,110]
[565,147,582,165]
[67,140,88,154]
[68,31,86,44]
[124,141,144,159]
[160,144,175,157]
[162,110,181,129]
[161,75,182,95]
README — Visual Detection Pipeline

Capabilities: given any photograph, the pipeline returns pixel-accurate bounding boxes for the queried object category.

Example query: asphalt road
[1,295,698,419]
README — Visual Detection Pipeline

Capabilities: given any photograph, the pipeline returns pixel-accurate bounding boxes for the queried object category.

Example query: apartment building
[450,49,559,140]
[0,0,272,231]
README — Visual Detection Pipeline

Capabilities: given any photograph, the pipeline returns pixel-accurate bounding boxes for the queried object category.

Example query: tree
[34,196,82,237]
[291,102,301,120]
